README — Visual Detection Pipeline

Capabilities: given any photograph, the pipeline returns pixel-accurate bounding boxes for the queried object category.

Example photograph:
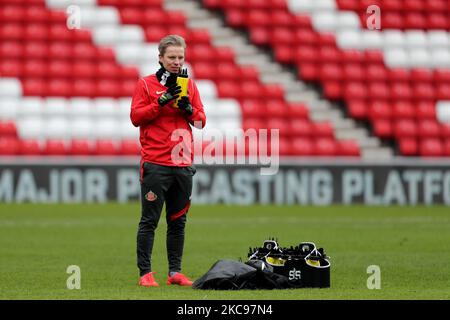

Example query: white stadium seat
[362,31,383,49]
[337,12,360,30]
[116,44,142,65]
[93,98,119,118]
[0,99,19,120]
[17,117,43,139]
[0,78,22,97]
[287,0,313,13]
[80,7,119,28]
[204,99,241,119]
[93,26,119,45]
[409,49,431,68]
[96,119,120,139]
[384,48,409,68]
[405,31,428,48]
[45,117,70,139]
[312,12,337,32]
[118,98,132,118]
[431,49,450,68]
[119,121,139,139]
[336,30,362,49]
[47,0,96,8]
[382,30,406,48]
[118,26,145,43]
[69,98,93,117]
[427,31,450,49]
[436,101,450,124]
[196,80,217,100]
[70,118,94,139]
[42,98,69,117]
[19,98,43,117]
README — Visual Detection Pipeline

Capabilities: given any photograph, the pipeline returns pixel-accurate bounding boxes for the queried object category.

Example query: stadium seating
[2,0,449,158]
[0,0,360,157]
[203,0,450,157]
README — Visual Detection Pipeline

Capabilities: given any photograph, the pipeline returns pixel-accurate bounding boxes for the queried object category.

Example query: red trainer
[167,273,193,286]
[139,272,159,287]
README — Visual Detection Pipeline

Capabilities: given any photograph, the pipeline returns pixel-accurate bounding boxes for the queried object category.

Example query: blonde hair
[158,34,186,56]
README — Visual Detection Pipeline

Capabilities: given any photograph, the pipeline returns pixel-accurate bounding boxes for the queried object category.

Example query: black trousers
[137,162,195,277]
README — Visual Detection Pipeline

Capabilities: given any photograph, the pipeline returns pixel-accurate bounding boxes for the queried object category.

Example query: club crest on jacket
[145,191,157,201]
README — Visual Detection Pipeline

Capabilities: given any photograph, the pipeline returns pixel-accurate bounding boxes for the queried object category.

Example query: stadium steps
[163,0,393,159]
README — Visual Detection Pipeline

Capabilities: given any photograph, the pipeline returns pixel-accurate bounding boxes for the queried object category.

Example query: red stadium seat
[70,140,92,156]
[0,138,19,155]
[216,81,242,98]
[249,27,270,45]
[216,62,240,80]
[338,140,360,156]
[73,79,96,97]
[323,81,342,100]
[18,139,41,156]
[48,61,72,78]
[419,138,443,157]
[343,82,367,100]
[120,8,144,24]
[247,10,271,27]
[95,140,117,155]
[265,100,288,118]
[23,78,46,96]
[291,138,314,156]
[313,122,334,137]
[0,41,23,59]
[277,138,292,156]
[290,119,312,137]
[241,81,263,100]
[398,138,418,156]
[186,29,211,45]
[267,118,289,137]
[24,42,48,59]
[319,64,342,81]
[242,118,266,131]
[343,64,365,81]
[48,79,72,97]
[1,24,25,41]
[48,43,73,59]
[287,103,309,119]
[240,100,266,118]
[347,100,368,119]
[271,10,294,28]
[372,119,392,138]
[0,59,23,77]
[96,80,122,97]
[119,139,140,155]
[418,120,441,138]
[263,84,284,100]
[416,102,436,119]
[43,140,67,155]
[391,83,412,100]
[191,62,217,80]
[274,45,294,64]
[369,101,391,120]
[393,101,415,119]
[315,138,337,156]
[239,66,259,81]
[394,120,417,138]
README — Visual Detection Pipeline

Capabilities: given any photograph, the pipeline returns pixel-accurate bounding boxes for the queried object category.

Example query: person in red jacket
[130,35,206,287]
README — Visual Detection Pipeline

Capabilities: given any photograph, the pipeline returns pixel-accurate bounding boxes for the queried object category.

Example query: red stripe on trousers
[169,201,191,222]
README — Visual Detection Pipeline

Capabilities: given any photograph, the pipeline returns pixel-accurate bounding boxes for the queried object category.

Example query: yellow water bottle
[175,68,189,107]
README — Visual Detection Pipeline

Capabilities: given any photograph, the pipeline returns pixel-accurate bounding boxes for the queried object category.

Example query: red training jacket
[130,74,206,172]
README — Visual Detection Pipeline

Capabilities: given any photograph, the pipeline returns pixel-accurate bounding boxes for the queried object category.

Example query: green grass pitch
[0,204,449,300]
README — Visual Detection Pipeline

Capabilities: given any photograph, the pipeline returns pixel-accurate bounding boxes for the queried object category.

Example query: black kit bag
[193,239,330,290]
[192,259,294,290]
